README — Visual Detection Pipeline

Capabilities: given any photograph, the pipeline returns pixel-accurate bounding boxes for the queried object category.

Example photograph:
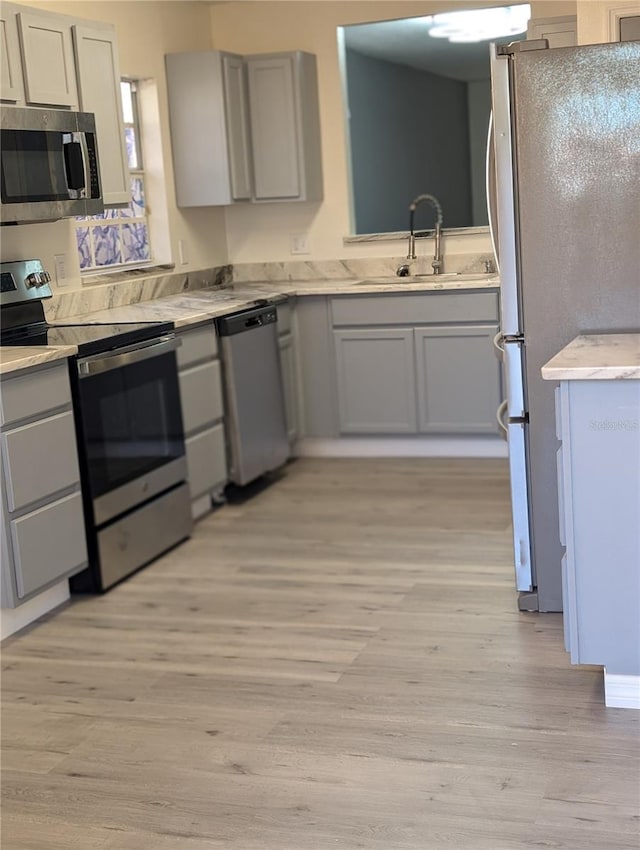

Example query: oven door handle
[77,335,180,377]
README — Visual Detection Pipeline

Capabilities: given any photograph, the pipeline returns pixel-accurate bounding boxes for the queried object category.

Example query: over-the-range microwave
[0,106,104,224]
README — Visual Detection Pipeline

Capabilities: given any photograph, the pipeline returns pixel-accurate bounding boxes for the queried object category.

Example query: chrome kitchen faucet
[397,193,443,277]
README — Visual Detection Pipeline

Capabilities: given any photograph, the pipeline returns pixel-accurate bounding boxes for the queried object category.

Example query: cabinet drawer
[178,360,223,434]
[0,361,71,426]
[177,323,218,369]
[277,302,292,335]
[2,411,80,511]
[185,423,227,499]
[331,292,499,326]
[11,491,87,598]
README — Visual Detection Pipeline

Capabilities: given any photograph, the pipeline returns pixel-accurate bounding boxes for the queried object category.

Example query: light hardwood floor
[2,458,639,849]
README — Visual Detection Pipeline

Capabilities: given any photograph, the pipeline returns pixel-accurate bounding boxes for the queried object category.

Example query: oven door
[75,335,187,526]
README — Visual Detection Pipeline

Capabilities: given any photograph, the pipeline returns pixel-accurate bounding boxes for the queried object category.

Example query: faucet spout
[403,193,444,275]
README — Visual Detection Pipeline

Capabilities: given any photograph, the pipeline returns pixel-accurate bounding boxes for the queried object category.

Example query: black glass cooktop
[1,320,175,357]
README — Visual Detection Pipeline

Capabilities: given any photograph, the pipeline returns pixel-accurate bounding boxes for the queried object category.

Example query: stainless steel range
[0,259,193,591]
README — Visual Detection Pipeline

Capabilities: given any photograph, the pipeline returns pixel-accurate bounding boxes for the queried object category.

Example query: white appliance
[487,39,640,611]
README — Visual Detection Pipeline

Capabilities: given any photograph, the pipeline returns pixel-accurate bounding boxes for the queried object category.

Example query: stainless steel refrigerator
[487,39,640,612]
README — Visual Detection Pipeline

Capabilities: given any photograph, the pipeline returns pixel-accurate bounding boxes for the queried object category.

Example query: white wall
[576,0,640,43]
[1,1,228,290]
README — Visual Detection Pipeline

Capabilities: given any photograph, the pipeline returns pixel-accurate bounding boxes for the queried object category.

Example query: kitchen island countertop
[541,334,640,381]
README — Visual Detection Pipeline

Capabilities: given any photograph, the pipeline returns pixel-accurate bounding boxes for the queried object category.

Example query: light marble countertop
[49,275,500,329]
[2,275,500,374]
[541,334,640,381]
[0,345,78,376]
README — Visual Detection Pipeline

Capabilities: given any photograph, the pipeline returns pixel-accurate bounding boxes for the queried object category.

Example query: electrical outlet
[290,233,310,255]
[54,254,68,287]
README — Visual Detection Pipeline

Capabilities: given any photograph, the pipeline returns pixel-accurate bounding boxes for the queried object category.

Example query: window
[75,80,152,271]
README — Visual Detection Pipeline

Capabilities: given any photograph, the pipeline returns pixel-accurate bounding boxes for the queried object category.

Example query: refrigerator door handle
[492,330,504,358]
[496,399,509,438]
[506,421,533,592]
[503,339,526,420]
[486,111,500,273]
[489,44,521,338]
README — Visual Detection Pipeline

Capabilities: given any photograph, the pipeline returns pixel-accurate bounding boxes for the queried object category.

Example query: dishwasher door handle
[244,316,263,328]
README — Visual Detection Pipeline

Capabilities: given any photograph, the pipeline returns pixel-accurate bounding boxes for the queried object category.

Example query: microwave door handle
[63,133,87,196]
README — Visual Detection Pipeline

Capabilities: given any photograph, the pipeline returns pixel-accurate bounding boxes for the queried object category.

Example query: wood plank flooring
[2,457,639,849]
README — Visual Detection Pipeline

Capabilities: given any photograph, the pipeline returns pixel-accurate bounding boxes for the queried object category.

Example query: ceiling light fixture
[427,5,530,43]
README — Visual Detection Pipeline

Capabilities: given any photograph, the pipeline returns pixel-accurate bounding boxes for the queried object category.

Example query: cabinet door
[11,491,87,599]
[2,411,80,512]
[278,333,299,444]
[17,11,77,107]
[185,423,227,501]
[527,16,577,47]
[222,53,252,201]
[165,50,236,207]
[247,54,300,200]
[73,25,129,206]
[0,9,23,102]
[415,325,501,434]
[178,360,223,436]
[334,328,417,435]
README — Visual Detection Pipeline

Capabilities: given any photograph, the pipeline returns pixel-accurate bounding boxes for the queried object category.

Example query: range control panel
[0,260,53,307]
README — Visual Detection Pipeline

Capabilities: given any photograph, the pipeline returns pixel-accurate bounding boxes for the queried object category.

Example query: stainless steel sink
[354,273,499,285]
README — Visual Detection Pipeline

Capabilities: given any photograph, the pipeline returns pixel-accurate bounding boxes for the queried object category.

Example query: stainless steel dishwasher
[216,303,289,486]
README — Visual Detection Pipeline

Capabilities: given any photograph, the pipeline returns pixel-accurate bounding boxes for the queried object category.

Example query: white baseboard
[1,580,70,641]
[604,670,640,709]
[295,436,508,459]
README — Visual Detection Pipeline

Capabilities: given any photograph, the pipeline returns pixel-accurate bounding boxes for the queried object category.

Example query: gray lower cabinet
[0,359,88,608]
[333,328,418,434]
[176,322,228,519]
[415,325,501,434]
[328,291,502,437]
[555,378,640,676]
[277,300,300,446]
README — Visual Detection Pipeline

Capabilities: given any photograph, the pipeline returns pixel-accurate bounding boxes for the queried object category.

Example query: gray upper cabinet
[165,49,252,207]
[415,325,501,434]
[1,360,88,608]
[72,24,129,206]
[166,49,323,206]
[246,51,323,202]
[527,15,577,47]
[0,7,23,102]
[16,9,78,107]
[222,53,253,201]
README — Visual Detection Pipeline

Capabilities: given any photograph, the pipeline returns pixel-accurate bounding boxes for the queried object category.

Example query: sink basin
[354,273,498,285]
